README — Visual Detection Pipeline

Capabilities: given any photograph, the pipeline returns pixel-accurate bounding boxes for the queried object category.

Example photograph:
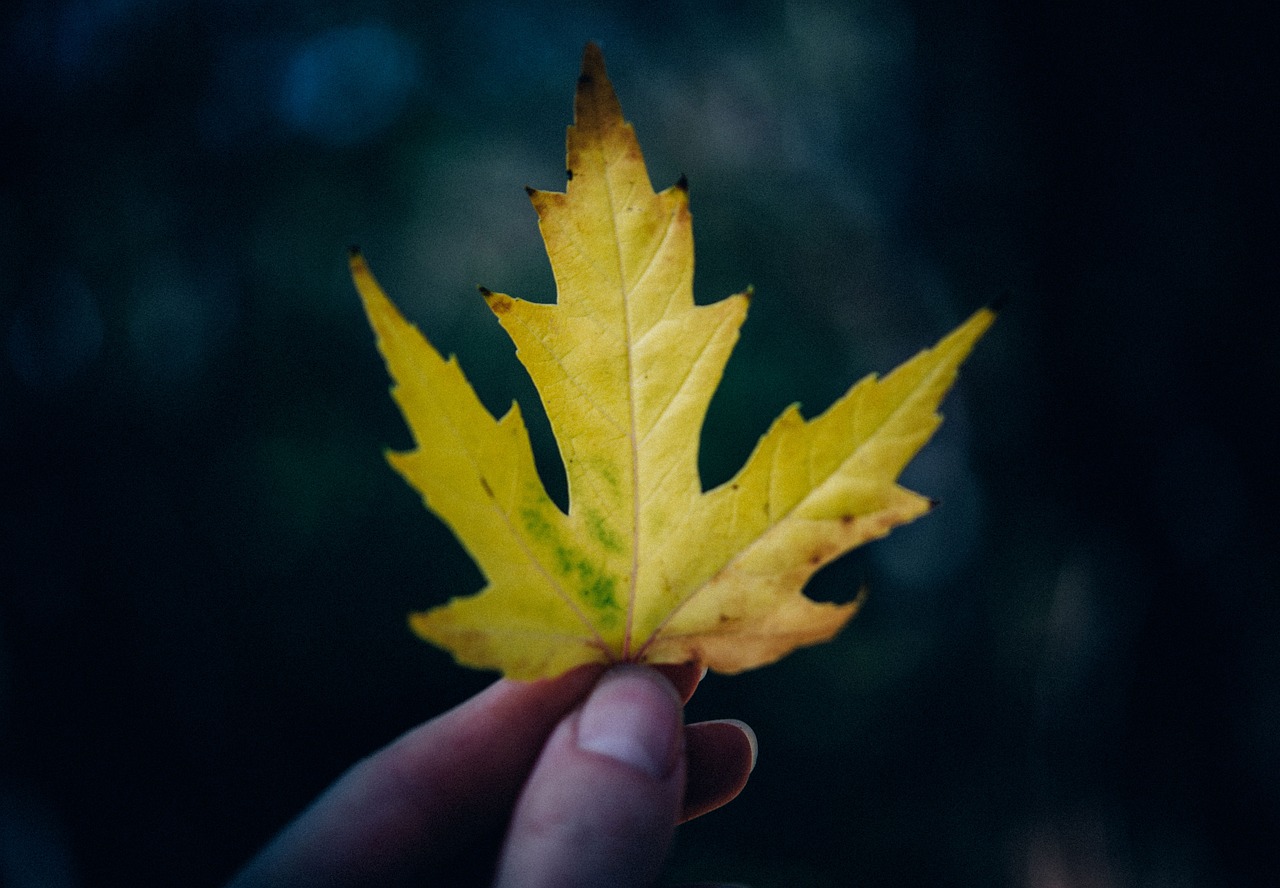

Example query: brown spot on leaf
[840,513,854,526]
[488,295,514,315]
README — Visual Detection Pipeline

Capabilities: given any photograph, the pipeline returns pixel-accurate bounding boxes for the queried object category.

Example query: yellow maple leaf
[351,43,994,680]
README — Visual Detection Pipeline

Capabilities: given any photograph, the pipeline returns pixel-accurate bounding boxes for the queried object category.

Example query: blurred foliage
[1,1,1275,886]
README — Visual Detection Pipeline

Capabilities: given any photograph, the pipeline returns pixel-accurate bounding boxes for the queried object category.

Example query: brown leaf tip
[675,173,689,192]
[481,288,514,315]
[580,41,606,82]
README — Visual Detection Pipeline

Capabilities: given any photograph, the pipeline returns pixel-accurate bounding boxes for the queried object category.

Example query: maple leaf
[351,43,994,680]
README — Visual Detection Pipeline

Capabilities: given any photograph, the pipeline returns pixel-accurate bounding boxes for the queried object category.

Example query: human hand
[226,663,756,888]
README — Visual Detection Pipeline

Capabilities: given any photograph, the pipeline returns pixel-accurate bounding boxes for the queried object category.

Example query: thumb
[494,666,685,888]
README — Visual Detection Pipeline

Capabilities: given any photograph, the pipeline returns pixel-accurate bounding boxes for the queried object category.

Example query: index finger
[653,661,705,703]
[227,664,604,888]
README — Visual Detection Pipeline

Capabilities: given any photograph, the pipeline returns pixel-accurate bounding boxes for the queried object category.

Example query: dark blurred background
[1,1,1275,885]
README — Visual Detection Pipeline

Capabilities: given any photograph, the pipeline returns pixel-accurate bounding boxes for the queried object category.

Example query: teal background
[1,1,1275,885]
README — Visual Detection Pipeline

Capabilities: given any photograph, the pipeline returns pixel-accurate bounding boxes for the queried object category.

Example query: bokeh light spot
[279,23,422,147]
[126,255,238,391]
[6,271,103,389]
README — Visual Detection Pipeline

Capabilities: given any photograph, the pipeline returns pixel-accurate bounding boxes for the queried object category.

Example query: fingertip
[577,666,682,779]
[715,719,757,772]
[494,666,687,888]
[653,661,705,703]
[680,719,757,823]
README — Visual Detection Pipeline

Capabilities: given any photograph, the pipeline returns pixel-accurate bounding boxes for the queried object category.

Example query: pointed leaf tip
[480,287,515,316]
[348,248,370,279]
[580,41,606,78]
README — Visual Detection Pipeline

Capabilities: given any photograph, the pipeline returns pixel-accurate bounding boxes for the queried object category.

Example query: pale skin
[226,662,756,888]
